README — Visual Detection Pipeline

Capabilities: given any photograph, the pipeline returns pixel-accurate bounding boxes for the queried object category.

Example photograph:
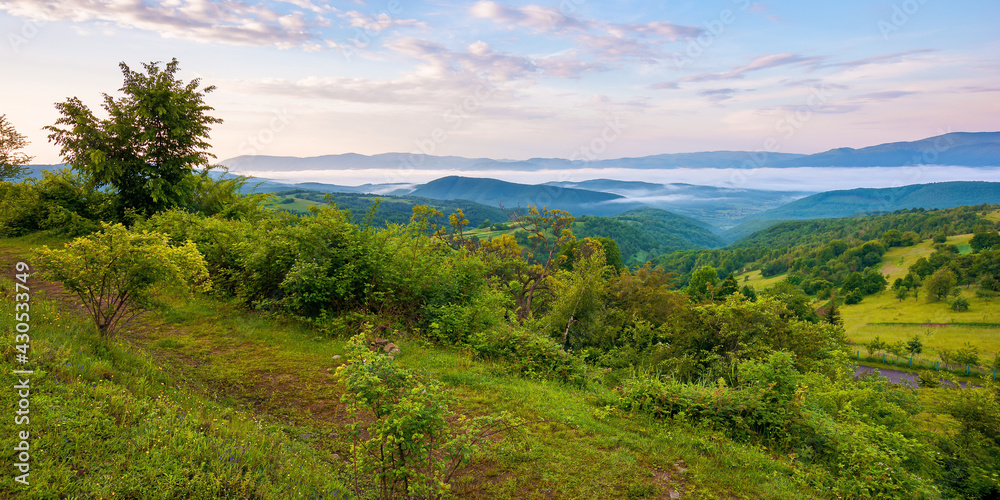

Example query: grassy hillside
[841,233,999,363]
[735,232,1000,366]
[1,241,819,499]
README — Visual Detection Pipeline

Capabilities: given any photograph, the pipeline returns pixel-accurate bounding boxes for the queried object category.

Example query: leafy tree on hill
[906,335,923,358]
[686,265,720,302]
[866,336,886,357]
[717,272,740,299]
[0,114,33,180]
[971,230,1000,252]
[926,268,957,302]
[36,223,211,337]
[823,295,842,326]
[46,58,222,217]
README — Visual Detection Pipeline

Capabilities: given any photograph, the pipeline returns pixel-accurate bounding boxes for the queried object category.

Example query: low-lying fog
[232,166,1000,193]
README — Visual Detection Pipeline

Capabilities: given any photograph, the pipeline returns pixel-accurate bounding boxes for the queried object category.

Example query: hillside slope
[405,176,642,216]
[575,207,726,265]
[748,181,1000,221]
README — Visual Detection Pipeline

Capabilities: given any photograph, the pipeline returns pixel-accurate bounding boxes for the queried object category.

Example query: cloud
[340,10,428,32]
[469,0,702,63]
[0,0,334,49]
[827,49,936,69]
[856,90,918,101]
[683,53,826,83]
[698,88,746,103]
[469,1,587,33]
[388,37,540,82]
[0,0,430,51]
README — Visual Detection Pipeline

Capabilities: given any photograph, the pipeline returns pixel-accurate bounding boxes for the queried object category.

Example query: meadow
[0,241,817,499]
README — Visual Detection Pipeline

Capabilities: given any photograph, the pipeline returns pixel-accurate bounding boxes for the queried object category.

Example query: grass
[273,197,326,213]
[840,234,1000,364]
[738,269,788,291]
[0,274,349,499]
[465,226,520,241]
[1,239,822,499]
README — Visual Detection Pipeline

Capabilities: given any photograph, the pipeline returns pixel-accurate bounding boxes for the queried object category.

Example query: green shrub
[35,223,210,337]
[467,323,587,385]
[949,296,970,311]
[336,331,517,499]
[0,170,113,237]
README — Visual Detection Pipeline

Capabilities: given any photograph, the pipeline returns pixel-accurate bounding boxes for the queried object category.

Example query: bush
[0,170,113,237]
[336,332,517,498]
[467,324,587,385]
[949,296,970,312]
[844,289,864,305]
[35,223,210,337]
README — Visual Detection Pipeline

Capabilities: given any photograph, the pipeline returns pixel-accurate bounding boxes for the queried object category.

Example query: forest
[1,59,1000,499]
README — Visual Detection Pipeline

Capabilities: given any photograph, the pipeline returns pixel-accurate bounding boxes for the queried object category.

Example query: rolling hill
[401,176,642,216]
[747,181,1000,221]
[574,207,726,265]
[544,179,810,226]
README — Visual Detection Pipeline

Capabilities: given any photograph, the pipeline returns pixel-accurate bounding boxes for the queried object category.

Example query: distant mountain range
[221,131,1000,173]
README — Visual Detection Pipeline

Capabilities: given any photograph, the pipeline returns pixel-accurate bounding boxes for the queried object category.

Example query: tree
[36,223,210,337]
[953,343,980,367]
[882,229,903,247]
[866,336,886,357]
[46,58,222,217]
[824,296,842,326]
[895,286,909,302]
[0,114,33,180]
[950,296,970,312]
[717,272,740,299]
[906,335,923,358]
[547,241,609,350]
[971,231,1000,252]
[926,268,957,302]
[496,205,575,319]
[686,265,720,301]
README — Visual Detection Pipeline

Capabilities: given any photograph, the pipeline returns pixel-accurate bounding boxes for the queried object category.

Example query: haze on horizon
[2,0,998,166]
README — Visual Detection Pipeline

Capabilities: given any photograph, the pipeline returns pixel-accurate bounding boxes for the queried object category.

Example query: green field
[740,269,791,290]
[273,197,326,213]
[842,234,999,364]
[744,233,1000,365]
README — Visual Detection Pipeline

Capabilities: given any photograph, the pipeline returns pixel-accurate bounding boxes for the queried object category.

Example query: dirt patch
[652,459,690,499]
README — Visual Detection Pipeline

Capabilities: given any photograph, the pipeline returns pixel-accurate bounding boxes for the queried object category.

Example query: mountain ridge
[219,131,1000,172]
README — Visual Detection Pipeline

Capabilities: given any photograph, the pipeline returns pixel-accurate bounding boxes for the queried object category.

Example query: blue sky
[2,0,998,165]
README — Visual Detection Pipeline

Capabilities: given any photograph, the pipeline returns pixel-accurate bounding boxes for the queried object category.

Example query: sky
[2,0,998,167]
